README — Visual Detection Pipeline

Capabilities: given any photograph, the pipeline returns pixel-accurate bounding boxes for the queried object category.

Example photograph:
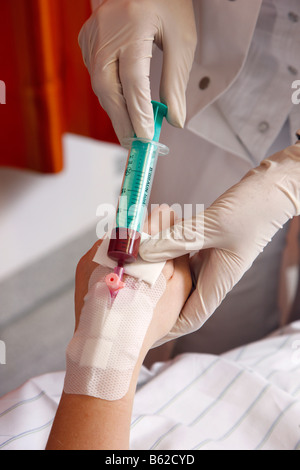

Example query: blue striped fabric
[0,322,300,450]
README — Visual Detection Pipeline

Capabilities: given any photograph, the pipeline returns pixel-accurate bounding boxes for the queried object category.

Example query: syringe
[105,101,169,298]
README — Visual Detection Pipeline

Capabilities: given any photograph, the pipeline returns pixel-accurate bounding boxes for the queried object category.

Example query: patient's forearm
[46,393,133,450]
[46,362,140,450]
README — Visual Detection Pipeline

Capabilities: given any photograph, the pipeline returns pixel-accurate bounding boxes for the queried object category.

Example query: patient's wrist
[64,265,166,402]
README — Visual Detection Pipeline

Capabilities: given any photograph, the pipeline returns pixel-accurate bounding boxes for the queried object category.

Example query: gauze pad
[64,265,166,400]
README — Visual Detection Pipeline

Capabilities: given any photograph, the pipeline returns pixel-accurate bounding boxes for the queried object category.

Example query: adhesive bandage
[64,265,166,400]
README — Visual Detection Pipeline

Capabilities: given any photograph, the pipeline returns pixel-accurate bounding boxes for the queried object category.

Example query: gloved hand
[79,0,197,144]
[140,140,300,346]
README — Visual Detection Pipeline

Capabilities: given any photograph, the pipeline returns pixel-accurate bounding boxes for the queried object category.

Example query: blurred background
[0,0,127,396]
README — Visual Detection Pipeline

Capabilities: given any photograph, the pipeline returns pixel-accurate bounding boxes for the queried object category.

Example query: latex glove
[140,141,300,345]
[79,0,197,143]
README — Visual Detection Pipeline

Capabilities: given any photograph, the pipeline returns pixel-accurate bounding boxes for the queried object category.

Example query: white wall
[0,134,126,282]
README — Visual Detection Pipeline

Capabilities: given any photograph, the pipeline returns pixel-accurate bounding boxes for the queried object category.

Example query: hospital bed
[1,320,299,451]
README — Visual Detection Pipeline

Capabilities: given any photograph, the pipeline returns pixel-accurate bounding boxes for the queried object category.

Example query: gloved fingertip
[134,120,155,141]
[139,236,173,263]
[165,100,186,129]
[139,240,158,260]
[110,112,135,146]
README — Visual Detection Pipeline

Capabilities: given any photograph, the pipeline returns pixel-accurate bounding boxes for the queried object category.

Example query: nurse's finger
[159,4,197,128]
[119,40,155,140]
[139,215,206,262]
[91,58,135,143]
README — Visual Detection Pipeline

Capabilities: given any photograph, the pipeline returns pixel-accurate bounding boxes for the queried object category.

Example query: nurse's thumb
[139,217,206,262]
[159,27,196,129]
[159,55,188,129]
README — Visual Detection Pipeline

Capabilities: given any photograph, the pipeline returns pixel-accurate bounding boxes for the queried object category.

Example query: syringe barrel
[108,101,169,265]
[108,139,168,264]
[108,227,141,264]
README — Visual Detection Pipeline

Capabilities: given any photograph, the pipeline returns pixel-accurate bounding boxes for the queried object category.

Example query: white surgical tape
[64,265,166,401]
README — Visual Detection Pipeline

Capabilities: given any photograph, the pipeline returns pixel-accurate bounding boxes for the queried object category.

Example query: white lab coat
[149,0,300,354]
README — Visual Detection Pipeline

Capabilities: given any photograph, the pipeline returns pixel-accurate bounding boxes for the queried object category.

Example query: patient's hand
[74,204,192,364]
[46,205,192,451]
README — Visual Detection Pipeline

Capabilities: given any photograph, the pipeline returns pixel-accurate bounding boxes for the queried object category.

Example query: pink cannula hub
[105,265,125,298]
